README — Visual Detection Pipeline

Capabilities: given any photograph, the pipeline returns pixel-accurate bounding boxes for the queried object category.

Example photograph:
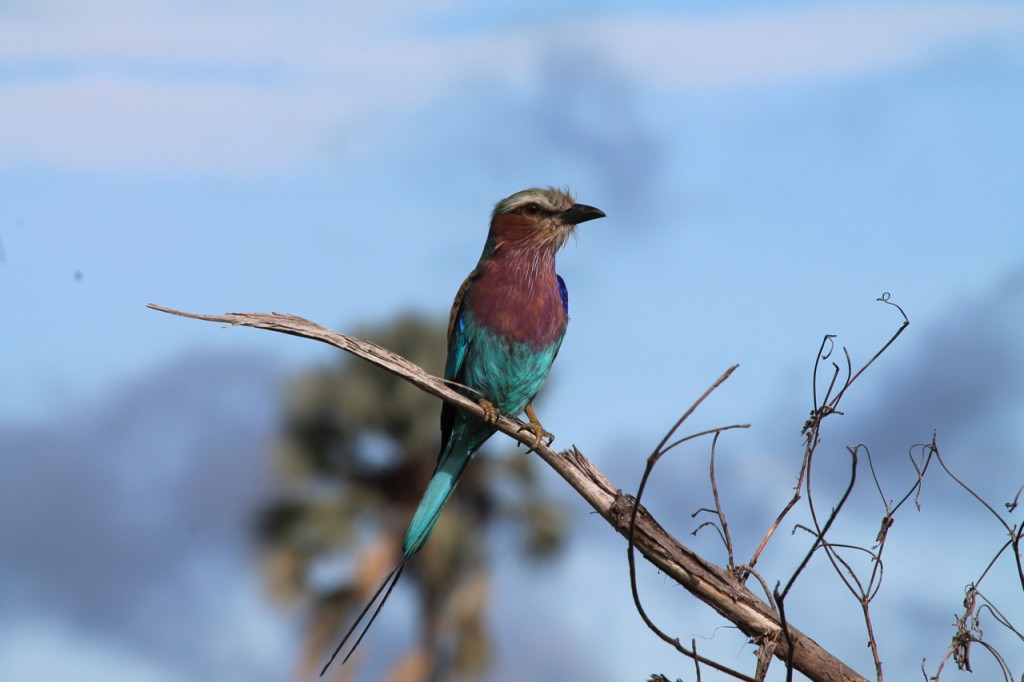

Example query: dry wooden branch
[147,303,867,682]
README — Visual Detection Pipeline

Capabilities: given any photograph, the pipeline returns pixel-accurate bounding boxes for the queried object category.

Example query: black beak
[560,203,606,225]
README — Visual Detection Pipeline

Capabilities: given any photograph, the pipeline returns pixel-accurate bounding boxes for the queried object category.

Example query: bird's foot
[478,398,500,425]
[518,422,554,451]
[518,403,554,452]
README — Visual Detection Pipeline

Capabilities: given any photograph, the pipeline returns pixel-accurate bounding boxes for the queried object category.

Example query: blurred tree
[254,314,567,681]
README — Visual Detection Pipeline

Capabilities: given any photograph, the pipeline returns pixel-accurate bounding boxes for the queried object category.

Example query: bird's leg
[478,397,500,425]
[518,402,554,451]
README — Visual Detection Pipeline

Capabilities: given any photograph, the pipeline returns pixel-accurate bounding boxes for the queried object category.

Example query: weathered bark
[148,304,867,682]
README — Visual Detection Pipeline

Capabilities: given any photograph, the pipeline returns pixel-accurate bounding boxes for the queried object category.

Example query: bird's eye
[521,203,541,216]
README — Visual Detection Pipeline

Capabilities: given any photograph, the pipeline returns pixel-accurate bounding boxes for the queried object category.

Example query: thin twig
[625,369,756,681]
[709,432,735,570]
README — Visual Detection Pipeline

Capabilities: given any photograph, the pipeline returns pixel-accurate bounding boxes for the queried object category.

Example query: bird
[321,187,604,675]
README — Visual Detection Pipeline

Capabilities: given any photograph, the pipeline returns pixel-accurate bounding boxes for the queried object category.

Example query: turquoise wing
[439,269,477,452]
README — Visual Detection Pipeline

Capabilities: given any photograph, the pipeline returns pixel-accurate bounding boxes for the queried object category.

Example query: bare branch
[149,303,868,682]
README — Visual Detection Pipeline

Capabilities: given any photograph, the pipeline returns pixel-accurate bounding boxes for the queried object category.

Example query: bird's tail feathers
[401,466,459,557]
[319,559,406,677]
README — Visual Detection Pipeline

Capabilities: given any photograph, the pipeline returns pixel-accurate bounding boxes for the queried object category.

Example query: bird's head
[488,187,605,252]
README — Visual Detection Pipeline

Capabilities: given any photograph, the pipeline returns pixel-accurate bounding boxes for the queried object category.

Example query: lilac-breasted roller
[322,187,604,674]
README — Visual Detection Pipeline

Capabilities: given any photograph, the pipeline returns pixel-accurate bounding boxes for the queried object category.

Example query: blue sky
[1,2,1023,680]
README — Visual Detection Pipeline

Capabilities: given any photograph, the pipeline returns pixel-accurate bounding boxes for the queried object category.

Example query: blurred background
[2,1,1022,680]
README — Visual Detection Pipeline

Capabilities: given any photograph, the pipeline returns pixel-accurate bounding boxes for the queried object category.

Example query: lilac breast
[466,256,568,350]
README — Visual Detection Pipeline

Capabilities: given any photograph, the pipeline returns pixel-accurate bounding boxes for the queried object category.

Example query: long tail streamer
[320,464,461,675]
[319,561,406,676]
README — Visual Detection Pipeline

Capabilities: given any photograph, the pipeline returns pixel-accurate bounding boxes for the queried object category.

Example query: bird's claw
[519,402,554,451]
[517,421,554,451]
[478,398,500,425]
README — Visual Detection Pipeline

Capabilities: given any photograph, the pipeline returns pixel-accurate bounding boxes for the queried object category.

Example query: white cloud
[591,4,1024,87]
[0,77,346,174]
[0,2,1020,175]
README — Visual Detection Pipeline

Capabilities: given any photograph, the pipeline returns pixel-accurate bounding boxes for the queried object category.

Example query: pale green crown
[492,187,576,218]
